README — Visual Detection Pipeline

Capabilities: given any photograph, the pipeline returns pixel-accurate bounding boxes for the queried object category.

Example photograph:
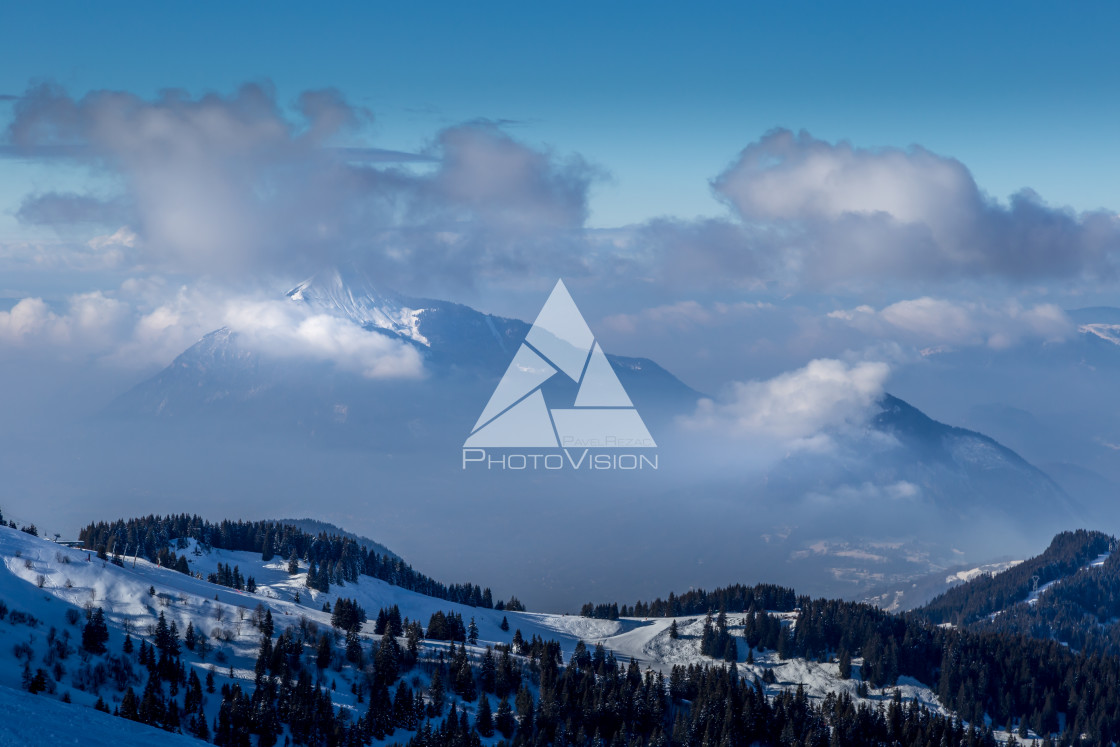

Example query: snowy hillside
[0,682,205,747]
[0,524,924,692]
[0,523,1032,745]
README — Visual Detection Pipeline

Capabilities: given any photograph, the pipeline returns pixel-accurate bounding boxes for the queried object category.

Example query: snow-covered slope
[0,526,867,687]
[0,524,975,745]
[0,682,205,747]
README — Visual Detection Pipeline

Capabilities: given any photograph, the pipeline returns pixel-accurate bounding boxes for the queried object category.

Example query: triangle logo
[465,280,656,448]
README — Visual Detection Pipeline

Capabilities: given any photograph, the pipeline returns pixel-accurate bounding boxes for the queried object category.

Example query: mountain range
[96,270,1093,607]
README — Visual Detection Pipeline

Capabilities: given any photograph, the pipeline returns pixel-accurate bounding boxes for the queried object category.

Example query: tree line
[78,514,510,609]
[581,582,799,619]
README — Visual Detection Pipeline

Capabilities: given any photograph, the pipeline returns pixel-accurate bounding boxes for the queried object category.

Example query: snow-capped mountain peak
[286,267,430,346]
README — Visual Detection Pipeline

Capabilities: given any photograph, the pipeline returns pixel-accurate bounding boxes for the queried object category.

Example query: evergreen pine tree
[514,684,534,732]
[495,698,516,739]
[168,620,181,656]
[119,687,140,720]
[476,695,494,737]
[428,669,445,717]
[388,605,403,637]
[838,647,852,679]
[317,633,332,669]
[479,647,497,693]
[456,658,477,702]
[261,528,274,561]
[27,669,48,694]
[345,630,363,664]
[375,632,401,684]
[154,611,170,652]
[195,712,211,741]
[82,607,109,654]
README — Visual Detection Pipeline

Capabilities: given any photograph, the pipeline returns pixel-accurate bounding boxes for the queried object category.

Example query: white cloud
[680,358,890,444]
[0,298,55,342]
[85,226,137,267]
[0,292,130,349]
[716,132,972,226]
[0,279,424,379]
[5,84,601,287]
[431,125,594,230]
[640,129,1120,291]
[220,299,423,379]
[829,297,1073,349]
[12,87,1120,297]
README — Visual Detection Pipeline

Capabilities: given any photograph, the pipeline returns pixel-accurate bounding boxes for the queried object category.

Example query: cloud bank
[0,280,423,380]
[680,358,891,447]
[643,129,1120,290]
[8,85,1120,297]
[829,297,1073,350]
[5,83,600,286]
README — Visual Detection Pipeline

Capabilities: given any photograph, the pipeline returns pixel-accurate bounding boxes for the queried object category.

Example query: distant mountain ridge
[97,269,1087,606]
[917,529,1115,626]
[872,394,1080,521]
[108,269,704,430]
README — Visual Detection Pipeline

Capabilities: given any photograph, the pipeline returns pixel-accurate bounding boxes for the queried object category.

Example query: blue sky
[3,1,1120,237]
